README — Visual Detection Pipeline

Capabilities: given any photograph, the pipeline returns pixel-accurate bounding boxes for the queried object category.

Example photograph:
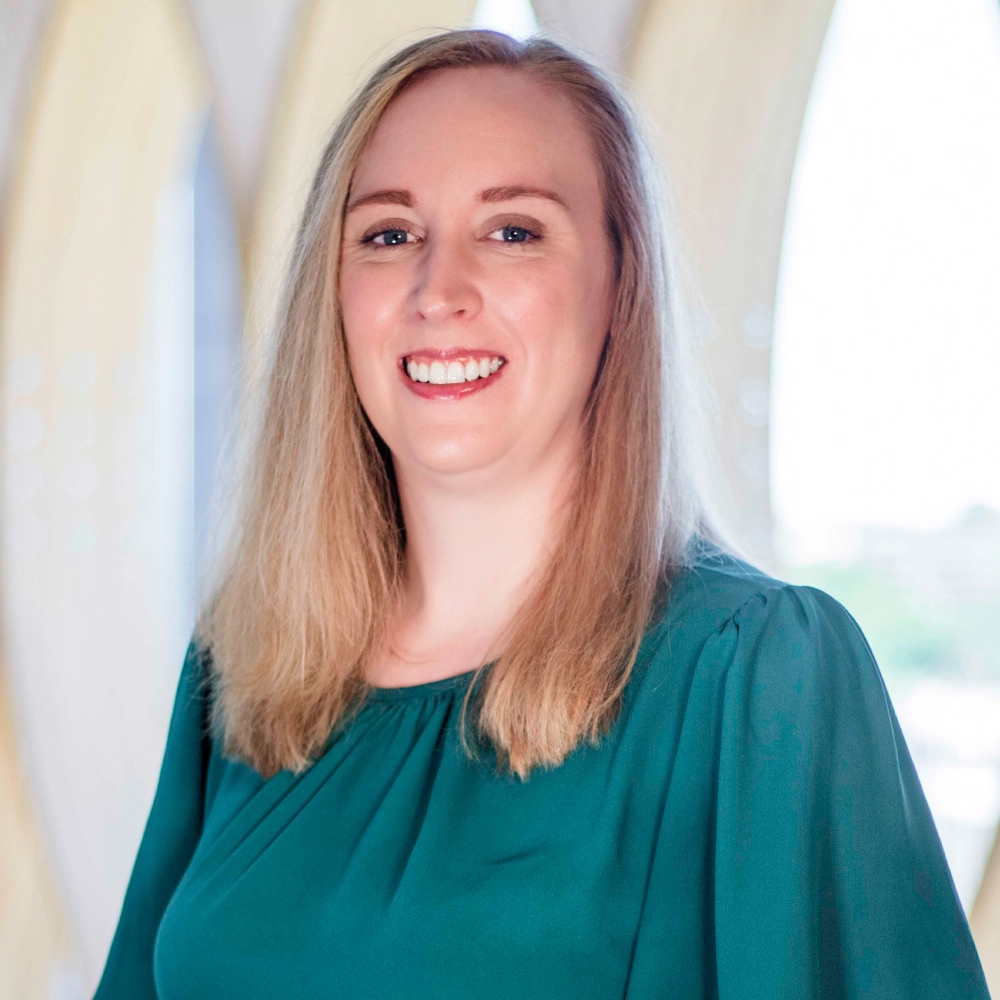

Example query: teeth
[405,356,504,385]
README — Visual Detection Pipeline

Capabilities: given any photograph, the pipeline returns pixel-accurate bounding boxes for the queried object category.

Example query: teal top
[94,543,989,999]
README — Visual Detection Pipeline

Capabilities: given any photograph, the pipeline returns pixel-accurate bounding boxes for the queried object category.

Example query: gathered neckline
[364,667,481,704]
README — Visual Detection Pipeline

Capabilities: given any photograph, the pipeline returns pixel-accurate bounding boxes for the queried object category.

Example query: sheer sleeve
[93,639,210,999]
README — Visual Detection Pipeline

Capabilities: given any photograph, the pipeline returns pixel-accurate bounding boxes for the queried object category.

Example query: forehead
[352,66,601,201]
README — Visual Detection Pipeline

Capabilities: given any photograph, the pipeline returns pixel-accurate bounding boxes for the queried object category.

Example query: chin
[394,428,511,479]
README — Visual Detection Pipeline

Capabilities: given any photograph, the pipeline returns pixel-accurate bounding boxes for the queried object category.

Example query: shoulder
[633,537,881,720]
[179,634,216,710]
[172,635,227,762]
[642,536,866,652]
[623,538,901,810]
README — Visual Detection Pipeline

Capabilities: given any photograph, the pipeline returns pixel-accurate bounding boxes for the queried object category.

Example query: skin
[340,66,614,687]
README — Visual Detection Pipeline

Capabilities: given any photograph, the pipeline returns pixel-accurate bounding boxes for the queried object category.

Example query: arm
[93,639,211,999]
[714,585,989,998]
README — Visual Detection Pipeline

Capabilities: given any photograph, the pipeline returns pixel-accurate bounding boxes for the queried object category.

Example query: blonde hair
[199,29,718,780]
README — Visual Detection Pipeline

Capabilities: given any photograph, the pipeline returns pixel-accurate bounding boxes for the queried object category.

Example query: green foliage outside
[780,562,1000,683]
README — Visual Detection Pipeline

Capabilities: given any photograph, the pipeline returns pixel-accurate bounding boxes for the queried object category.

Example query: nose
[411,237,482,324]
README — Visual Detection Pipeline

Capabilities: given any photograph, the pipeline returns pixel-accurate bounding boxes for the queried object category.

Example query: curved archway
[0,0,210,984]
[627,0,837,563]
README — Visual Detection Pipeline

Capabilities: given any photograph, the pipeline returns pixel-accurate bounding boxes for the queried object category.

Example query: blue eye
[372,229,410,246]
[487,223,539,244]
[500,225,530,242]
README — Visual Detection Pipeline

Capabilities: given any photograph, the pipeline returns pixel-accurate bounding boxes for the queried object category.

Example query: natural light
[771,0,1000,909]
[470,0,538,40]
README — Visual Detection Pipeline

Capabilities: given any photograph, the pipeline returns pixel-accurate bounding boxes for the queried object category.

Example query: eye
[368,228,413,246]
[488,224,538,244]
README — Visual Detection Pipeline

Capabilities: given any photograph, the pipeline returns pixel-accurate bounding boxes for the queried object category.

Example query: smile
[404,355,505,384]
[398,351,507,400]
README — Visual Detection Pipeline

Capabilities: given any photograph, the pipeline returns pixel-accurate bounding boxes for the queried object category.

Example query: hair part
[198,29,720,780]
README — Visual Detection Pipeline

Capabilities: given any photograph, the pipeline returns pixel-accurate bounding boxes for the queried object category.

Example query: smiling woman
[196,35,697,779]
[338,65,621,696]
[93,28,988,1000]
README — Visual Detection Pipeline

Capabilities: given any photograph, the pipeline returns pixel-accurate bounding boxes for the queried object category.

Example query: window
[771,0,1000,908]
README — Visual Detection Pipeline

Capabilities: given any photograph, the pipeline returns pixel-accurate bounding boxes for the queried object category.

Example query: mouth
[399,350,507,399]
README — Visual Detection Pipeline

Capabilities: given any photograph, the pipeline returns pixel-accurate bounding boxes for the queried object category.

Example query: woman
[94,29,989,999]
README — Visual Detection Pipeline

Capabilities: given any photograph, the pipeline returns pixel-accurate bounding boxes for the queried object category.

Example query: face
[339,67,614,488]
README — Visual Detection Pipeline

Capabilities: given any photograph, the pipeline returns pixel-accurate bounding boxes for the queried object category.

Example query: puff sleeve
[633,584,990,998]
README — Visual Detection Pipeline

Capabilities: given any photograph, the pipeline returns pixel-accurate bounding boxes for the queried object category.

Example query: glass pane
[771,0,1000,910]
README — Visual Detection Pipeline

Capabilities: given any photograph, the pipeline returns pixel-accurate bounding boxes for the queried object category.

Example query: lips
[398,350,507,399]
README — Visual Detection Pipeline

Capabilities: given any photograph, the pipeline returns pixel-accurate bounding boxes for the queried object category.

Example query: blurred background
[0,0,997,995]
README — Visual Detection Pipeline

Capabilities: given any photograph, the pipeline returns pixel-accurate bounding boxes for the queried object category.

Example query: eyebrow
[478,185,570,210]
[345,189,413,212]
[345,184,570,214]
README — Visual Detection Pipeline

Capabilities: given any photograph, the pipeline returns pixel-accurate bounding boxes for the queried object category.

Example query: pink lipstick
[399,349,506,400]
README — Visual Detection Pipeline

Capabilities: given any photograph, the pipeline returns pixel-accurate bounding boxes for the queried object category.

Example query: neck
[369,443,578,686]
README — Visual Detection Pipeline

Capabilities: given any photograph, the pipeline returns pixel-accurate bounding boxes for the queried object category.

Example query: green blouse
[94,542,989,999]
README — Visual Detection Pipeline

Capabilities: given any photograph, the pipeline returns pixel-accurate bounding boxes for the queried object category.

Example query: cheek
[491,256,609,373]
[530,255,611,422]
[340,265,406,351]
[339,265,412,411]
[338,274,400,438]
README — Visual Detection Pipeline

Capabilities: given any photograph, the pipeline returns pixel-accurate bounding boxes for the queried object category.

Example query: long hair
[198,29,720,780]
